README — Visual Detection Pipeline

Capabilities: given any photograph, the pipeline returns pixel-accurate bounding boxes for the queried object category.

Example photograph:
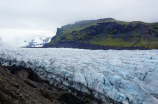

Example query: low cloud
[0,0,158,46]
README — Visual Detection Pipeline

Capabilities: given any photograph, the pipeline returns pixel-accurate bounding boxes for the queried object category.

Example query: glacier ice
[0,47,158,104]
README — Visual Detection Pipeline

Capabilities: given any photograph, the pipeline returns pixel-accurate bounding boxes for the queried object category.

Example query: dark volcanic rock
[60,92,92,104]
[0,65,53,104]
[16,69,29,79]
[40,89,53,102]
[0,65,94,104]
[5,65,49,83]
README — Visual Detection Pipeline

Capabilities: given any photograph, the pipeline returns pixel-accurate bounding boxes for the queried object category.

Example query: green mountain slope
[48,18,158,49]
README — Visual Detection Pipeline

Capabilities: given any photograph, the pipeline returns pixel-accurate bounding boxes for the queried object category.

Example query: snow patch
[26,36,51,47]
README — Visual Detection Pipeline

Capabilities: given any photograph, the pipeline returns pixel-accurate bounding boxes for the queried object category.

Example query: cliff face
[44,18,158,49]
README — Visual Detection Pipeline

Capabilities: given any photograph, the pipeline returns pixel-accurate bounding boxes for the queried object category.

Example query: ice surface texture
[0,47,158,104]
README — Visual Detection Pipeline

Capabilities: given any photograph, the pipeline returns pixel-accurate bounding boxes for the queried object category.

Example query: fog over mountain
[0,0,158,47]
[0,37,3,46]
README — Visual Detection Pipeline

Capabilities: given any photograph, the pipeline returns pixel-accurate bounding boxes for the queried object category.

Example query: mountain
[26,36,51,47]
[44,18,158,49]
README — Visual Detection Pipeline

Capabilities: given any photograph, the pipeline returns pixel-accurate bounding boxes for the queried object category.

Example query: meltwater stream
[0,47,158,104]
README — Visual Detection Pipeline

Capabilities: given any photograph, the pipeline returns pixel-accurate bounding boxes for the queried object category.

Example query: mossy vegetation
[90,38,136,47]
[134,38,158,49]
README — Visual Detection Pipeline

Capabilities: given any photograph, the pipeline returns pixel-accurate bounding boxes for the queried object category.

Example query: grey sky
[0,0,158,46]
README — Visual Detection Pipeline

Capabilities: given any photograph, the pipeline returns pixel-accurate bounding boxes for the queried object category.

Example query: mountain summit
[44,18,158,49]
[26,36,51,47]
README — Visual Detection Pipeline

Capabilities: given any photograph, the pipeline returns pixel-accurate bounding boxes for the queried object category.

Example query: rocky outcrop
[0,65,53,104]
[0,65,93,104]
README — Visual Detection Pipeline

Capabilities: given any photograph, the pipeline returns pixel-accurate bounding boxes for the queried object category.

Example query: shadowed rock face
[5,65,49,83]
[60,93,92,104]
[0,65,95,104]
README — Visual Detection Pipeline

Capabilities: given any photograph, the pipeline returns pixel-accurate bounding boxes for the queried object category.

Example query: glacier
[0,47,158,104]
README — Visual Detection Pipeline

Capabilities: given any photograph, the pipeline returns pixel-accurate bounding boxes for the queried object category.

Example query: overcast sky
[0,0,158,46]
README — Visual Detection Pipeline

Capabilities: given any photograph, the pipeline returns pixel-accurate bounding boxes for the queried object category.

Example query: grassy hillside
[49,18,158,49]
